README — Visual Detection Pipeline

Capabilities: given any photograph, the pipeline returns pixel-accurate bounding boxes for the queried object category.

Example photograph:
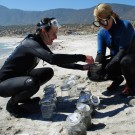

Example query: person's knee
[0,90,7,97]
[0,82,9,97]
[120,55,133,68]
[25,77,40,93]
[48,68,54,79]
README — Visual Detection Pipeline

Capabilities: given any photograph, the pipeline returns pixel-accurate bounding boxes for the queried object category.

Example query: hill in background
[0,3,135,37]
[0,3,135,25]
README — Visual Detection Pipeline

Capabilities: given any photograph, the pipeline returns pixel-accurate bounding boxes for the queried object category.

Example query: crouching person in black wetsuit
[0,18,94,117]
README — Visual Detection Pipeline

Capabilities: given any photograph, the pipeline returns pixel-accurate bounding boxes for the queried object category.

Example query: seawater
[0,42,18,67]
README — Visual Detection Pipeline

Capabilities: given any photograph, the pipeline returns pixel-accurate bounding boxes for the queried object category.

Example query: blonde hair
[94,3,113,17]
[93,3,119,24]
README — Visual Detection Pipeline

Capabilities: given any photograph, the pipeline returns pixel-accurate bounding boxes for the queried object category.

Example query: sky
[0,0,135,11]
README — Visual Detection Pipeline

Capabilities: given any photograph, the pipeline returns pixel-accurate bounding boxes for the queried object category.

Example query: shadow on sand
[19,97,77,122]
[15,85,134,132]
[94,84,135,119]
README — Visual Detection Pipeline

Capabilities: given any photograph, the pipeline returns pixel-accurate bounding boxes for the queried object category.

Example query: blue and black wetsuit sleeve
[95,29,108,63]
[106,21,134,72]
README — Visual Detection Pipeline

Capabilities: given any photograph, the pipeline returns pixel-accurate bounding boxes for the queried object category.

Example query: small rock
[129,99,135,106]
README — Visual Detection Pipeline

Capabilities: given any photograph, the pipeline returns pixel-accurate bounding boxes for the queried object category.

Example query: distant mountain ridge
[0,3,135,25]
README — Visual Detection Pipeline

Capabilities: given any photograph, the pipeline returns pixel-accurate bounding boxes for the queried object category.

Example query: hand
[83,64,90,70]
[85,55,94,64]
[105,57,119,72]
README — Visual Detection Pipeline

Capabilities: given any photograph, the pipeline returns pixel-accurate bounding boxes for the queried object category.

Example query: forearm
[112,49,126,62]
[24,39,86,65]
[105,49,126,74]
[51,54,86,65]
[26,46,86,65]
[95,53,105,63]
[57,63,84,70]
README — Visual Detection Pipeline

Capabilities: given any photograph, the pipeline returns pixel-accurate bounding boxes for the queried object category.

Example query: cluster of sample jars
[65,90,100,135]
[39,75,100,135]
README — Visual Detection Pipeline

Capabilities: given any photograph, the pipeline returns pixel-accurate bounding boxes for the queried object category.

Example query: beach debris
[129,99,135,106]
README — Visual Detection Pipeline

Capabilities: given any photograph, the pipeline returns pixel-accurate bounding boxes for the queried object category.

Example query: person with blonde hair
[90,3,135,96]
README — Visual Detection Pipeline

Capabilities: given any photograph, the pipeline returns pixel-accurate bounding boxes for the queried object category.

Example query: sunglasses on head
[93,16,111,27]
[40,19,61,29]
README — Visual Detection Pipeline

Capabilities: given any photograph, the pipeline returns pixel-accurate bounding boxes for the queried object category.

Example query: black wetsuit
[0,34,86,103]
[120,36,135,90]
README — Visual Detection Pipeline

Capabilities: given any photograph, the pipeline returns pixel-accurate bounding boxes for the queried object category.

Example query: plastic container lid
[91,95,100,106]
[76,103,90,112]
[44,84,56,93]
[66,112,82,126]
[78,91,90,103]
[61,83,71,91]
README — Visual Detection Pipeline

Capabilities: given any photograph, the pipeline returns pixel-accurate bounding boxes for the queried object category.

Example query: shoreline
[0,36,23,43]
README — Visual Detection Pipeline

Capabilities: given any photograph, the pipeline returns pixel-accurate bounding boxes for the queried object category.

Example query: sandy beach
[0,34,135,135]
